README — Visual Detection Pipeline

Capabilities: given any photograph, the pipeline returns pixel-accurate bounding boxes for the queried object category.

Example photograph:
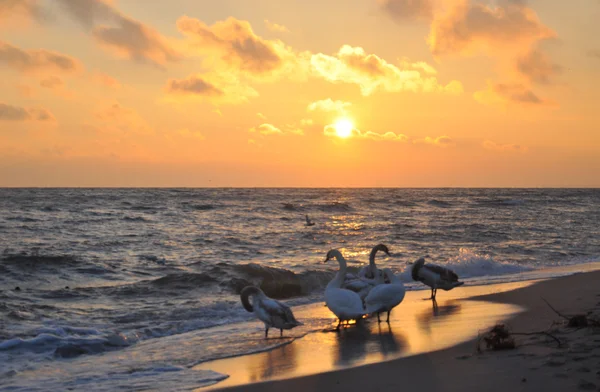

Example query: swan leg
[265,327,269,338]
[280,329,283,337]
[432,288,437,301]
[377,312,381,323]
[336,320,341,330]
[386,311,390,323]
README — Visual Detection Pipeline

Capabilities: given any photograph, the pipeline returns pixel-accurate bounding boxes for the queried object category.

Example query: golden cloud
[323,124,408,142]
[307,99,352,114]
[250,122,304,136]
[264,20,290,33]
[413,135,454,147]
[311,45,463,95]
[177,16,291,76]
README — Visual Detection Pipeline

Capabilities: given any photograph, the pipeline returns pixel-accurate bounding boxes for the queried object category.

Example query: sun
[334,119,354,138]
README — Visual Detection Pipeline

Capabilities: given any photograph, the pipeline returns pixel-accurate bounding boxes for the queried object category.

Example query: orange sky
[1,0,599,187]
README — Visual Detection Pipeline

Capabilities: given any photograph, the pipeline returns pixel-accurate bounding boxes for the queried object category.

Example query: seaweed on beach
[542,298,600,328]
[476,323,562,353]
[477,324,516,352]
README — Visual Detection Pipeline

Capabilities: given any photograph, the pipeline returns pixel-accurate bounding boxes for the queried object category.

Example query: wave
[184,203,216,211]
[399,248,533,283]
[426,199,452,207]
[122,215,150,222]
[1,252,79,268]
[473,198,525,207]
[0,326,131,358]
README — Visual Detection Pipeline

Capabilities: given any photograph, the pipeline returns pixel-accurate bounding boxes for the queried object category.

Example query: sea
[1,188,599,390]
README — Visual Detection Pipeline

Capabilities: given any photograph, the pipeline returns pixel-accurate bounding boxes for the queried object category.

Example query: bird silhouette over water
[305,215,315,226]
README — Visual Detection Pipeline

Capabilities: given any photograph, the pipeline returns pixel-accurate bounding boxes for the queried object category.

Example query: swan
[305,215,315,226]
[342,271,385,302]
[323,249,367,329]
[358,244,390,280]
[240,286,302,338]
[411,257,464,301]
[365,268,406,323]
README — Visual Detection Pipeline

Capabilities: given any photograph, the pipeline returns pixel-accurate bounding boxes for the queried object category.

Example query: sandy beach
[203,271,600,392]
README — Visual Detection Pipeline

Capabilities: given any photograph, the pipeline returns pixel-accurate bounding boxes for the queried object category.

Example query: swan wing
[326,288,365,317]
[424,264,459,282]
[365,284,406,313]
[262,298,301,326]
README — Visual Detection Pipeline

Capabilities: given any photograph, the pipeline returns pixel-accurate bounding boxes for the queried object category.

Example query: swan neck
[327,252,347,288]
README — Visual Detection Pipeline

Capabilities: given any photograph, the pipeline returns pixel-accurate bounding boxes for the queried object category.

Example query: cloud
[250,122,304,136]
[0,0,45,26]
[482,140,527,152]
[40,76,63,89]
[300,118,313,126]
[414,135,454,147]
[264,19,289,33]
[164,74,258,104]
[257,112,267,120]
[379,0,433,22]
[0,102,55,121]
[166,76,224,96]
[93,102,151,134]
[177,16,293,76]
[250,123,282,135]
[311,45,463,95]
[587,49,600,59]
[428,0,555,57]
[56,0,180,66]
[0,40,81,73]
[93,72,122,89]
[516,49,561,84]
[474,82,547,106]
[307,99,352,114]
[323,124,408,142]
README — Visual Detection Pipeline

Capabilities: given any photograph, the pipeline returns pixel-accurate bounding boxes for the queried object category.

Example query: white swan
[305,215,315,226]
[358,244,390,280]
[241,286,302,338]
[324,249,367,329]
[365,268,406,323]
[411,257,464,301]
[342,271,385,302]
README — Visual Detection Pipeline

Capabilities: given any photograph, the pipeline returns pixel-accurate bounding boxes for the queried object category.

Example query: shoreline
[204,271,600,392]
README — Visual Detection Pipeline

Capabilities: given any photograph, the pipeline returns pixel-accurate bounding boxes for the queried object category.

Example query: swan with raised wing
[324,249,367,329]
[365,268,406,323]
[411,257,464,301]
[240,286,302,338]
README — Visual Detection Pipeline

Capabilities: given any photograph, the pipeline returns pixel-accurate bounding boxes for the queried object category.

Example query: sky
[1,0,599,187]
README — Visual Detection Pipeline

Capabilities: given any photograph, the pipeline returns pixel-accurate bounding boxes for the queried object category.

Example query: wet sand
[198,271,600,392]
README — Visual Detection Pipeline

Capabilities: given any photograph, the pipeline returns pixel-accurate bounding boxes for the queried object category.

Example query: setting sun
[334,119,354,138]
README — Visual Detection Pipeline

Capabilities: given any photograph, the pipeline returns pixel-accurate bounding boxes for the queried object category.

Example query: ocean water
[1,188,599,390]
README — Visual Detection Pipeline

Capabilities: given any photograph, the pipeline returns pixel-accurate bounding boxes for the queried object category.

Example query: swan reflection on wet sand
[416,300,462,335]
[332,321,407,367]
[248,342,298,382]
